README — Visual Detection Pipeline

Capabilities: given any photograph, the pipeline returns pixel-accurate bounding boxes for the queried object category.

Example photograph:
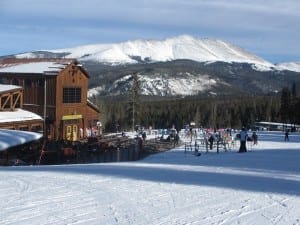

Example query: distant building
[254,121,300,132]
[0,58,100,141]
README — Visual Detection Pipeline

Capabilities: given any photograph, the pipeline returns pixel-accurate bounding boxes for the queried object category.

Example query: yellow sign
[62,114,82,120]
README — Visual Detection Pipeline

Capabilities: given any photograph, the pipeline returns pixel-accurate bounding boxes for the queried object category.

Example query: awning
[0,129,43,151]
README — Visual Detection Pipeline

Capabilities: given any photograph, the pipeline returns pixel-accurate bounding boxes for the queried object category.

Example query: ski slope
[0,131,299,225]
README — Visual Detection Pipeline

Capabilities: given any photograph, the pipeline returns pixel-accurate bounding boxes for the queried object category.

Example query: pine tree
[290,82,297,130]
[130,72,141,131]
[280,87,291,126]
[295,97,300,125]
[291,82,297,97]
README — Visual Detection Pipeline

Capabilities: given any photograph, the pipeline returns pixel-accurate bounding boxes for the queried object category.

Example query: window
[12,78,19,85]
[37,79,44,87]
[63,87,81,103]
[25,79,32,87]
[0,77,9,84]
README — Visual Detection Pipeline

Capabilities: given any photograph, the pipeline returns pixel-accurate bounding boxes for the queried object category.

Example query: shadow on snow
[1,132,300,196]
[2,148,300,197]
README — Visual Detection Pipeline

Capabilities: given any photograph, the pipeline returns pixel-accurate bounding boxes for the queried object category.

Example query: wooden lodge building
[0,58,100,141]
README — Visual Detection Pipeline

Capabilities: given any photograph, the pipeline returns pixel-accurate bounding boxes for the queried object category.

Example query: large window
[0,77,9,84]
[25,79,32,87]
[63,87,81,103]
[12,78,19,85]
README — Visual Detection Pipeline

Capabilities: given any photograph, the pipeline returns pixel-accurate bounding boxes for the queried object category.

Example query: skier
[252,131,258,145]
[208,133,214,150]
[239,127,248,153]
[284,130,289,141]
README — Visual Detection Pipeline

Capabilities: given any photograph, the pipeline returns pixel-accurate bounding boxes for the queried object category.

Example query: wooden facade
[0,58,100,141]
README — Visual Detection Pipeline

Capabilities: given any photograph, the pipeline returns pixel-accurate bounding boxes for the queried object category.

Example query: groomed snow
[0,131,299,225]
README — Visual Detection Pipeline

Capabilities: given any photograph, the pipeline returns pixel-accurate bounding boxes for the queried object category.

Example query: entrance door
[63,118,81,141]
[72,125,78,141]
[66,125,72,141]
[65,125,78,141]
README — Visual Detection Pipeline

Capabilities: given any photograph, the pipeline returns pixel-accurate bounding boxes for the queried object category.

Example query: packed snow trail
[0,132,300,225]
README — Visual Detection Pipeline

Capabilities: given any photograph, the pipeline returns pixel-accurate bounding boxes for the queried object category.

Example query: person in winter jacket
[208,133,214,150]
[284,130,289,141]
[252,132,258,145]
[239,127,248,153]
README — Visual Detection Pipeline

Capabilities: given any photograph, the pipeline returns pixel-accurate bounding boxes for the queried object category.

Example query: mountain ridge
[2,35,300,97]
[12,35,300,73]
[84,59,300,97]
[14,35,273,68]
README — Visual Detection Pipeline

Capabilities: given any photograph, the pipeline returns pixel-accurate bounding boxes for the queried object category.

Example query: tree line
[280,82,300,130]
[95,95,277,132]
[92,82,300,133]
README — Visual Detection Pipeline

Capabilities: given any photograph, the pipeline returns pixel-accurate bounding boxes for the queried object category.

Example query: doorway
[65,124,78,141]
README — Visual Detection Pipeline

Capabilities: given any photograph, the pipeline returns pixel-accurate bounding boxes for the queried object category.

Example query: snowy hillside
[276,62,300,73]
[88,72,220,97]
[16,35,274,69]
[85,59,300,97]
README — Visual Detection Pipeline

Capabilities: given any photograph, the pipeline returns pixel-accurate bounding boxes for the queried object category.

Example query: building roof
[0,84,22,94]
[87,99,100,113]
[255,121,300,128]
[0,108,43,123]
[0,129,43,151]
[0,58,76,75]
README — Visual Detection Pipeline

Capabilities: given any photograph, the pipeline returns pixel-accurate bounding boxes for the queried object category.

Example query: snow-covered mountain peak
[276,62,300,73]
[45,35,274,69]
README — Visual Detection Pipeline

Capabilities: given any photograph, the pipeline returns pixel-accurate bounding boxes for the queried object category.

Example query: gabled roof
[0,58,77,76]
[87,99,100,113]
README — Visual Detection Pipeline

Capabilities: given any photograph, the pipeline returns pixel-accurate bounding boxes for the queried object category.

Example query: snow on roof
[0,61,68,74]
[0,129,42,151]
[0,108,43,123]
[0,84,22,93]
[256,121,300,128]
[87,98,100,112]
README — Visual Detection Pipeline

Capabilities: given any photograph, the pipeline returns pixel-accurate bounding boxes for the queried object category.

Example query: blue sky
[1,0,300,63]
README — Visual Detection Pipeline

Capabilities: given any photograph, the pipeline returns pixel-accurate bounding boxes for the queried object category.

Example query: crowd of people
[181,127,262,153]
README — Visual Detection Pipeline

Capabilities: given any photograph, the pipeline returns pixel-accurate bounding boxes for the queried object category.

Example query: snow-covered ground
[0,131,299,225]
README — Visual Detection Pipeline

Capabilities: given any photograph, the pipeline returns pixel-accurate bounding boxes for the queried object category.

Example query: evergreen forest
[94,90,300,133]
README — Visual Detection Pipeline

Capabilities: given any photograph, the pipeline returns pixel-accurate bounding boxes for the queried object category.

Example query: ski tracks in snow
[217,193,297,225]
[1,169,299,225]
[1,134,300,225]
[0,172,109,225]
